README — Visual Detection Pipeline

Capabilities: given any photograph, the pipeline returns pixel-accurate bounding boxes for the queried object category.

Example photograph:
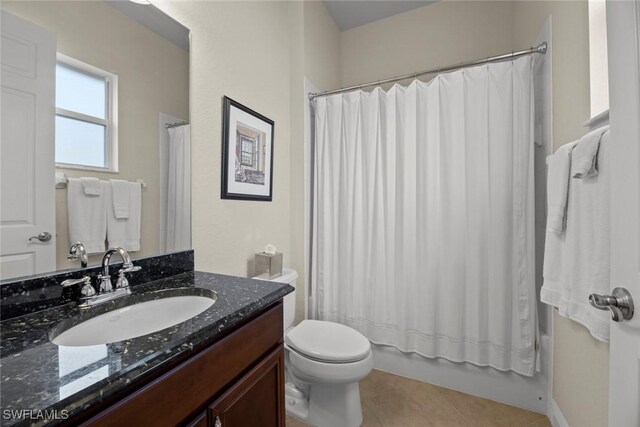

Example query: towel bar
[55,173,147,189]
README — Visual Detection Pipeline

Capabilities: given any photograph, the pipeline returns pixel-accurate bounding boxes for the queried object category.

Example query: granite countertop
[0,271,293,426]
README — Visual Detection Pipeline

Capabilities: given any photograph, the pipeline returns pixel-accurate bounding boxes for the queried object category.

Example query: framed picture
[221,96,274,201]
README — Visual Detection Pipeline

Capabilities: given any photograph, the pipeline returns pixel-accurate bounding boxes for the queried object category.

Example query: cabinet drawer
[83,303,283,427]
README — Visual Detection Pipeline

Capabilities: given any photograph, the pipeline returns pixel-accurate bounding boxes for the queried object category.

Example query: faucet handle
[61,276,91,288]
[115,272,129,289]
[115,265,141,289]
[80,281,97,299]
[119,265,141,274]
[98,274,113,293]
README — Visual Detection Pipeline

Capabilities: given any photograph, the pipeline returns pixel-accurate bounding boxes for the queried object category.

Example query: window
[55,55,118,171]
[588,0,609,118]
[241,137,255,167]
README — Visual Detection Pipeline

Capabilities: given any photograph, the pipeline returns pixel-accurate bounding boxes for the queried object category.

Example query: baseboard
[371,342,548,413]
[548,398,570,427]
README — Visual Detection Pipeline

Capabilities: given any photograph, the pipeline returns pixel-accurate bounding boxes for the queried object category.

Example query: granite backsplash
[0,250,194,321]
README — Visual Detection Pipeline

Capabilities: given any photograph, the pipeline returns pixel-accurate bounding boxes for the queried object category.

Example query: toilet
[254,269,373,427]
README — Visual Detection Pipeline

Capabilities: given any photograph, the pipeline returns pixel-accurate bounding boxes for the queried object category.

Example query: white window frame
[55,54,119,172]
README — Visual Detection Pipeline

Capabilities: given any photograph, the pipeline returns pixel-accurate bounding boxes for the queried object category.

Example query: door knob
[589,287,634,322]
[28,232,52,243]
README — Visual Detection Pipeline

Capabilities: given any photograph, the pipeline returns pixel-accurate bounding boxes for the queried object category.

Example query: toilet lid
[285,320,371,363]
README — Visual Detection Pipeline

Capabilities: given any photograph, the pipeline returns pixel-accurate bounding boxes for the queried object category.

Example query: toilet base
[285,382,309,420]
[285,381,363,427]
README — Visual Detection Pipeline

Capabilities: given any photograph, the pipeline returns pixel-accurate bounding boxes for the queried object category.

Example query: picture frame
[221,96,274,201]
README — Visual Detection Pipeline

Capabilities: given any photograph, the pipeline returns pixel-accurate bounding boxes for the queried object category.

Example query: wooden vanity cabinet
[80,302,285,427]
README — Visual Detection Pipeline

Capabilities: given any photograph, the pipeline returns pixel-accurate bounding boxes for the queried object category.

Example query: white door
[605,1,640,425]
[0,11,56,280]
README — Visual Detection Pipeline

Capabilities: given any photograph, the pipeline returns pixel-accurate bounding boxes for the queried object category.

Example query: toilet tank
[253,268,298,331]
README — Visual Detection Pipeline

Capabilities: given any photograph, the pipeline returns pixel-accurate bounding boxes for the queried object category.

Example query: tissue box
[255,252,283,279]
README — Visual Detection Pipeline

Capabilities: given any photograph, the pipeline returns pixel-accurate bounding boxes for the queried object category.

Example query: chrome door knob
[28,232,52,242]
[589,287,634,322]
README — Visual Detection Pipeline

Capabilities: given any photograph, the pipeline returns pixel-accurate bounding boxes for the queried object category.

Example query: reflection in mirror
[0,1,191,280]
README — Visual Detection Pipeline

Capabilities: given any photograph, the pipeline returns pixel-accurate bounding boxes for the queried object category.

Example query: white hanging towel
[541,129,611,342]
[571,125,609,178]
[81,177,102,196]
[110,179,131,219]
[67,178,107,254]
[546,140,578,233]
[106,181,142,251]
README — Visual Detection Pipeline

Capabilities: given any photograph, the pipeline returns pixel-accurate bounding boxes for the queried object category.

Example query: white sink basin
[51,293,216,347]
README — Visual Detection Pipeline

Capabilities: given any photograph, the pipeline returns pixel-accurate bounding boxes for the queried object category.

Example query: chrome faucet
[68,242,88,268]
[98,247,141,293]
[59,247,141,309]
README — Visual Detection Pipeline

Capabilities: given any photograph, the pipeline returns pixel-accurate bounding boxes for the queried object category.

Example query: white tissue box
[255,252,283,279]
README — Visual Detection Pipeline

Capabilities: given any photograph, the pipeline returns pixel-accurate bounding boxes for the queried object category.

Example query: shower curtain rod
[309,42,547,100]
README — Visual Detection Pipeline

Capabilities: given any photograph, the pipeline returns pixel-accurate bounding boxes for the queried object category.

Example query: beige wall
[304,0,341,91]
[340,1,514,87]
[1,1,189,270]
[154,0,340,324]
[154,1,293,279]
[513,2,609,427]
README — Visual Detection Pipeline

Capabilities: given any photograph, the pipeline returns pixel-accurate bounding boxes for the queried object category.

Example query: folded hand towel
[110,179,131,219]
[81,177,102,196]
[67,178,107,254]
[571,125,609,179]
[106,182,141,252]
[546,140,578,233]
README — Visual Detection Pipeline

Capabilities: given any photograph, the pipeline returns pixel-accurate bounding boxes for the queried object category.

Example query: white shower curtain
[166,125,191,252]
[312,56,537,376]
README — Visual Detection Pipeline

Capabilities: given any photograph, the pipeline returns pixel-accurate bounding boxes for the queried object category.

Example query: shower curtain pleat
[313,56,536,376]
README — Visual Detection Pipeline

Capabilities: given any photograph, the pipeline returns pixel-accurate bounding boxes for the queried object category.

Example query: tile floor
[286,369,551,427]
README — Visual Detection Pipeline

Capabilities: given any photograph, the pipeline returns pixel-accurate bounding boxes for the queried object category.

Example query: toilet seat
[285,320,371,363]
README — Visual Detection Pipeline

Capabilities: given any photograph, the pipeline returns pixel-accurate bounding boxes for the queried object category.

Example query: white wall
[0,1,189,269]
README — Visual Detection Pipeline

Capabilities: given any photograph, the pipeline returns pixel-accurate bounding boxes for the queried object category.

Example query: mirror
[0,1,190,280]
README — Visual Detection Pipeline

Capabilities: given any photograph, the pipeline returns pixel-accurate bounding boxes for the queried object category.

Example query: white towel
[571,125,609,179]
[67,178,107,254]
[81,177,102,196]
[106,181,141,252]
[541,130,611,342]
[110,179,131,219]
[546,140,578,233]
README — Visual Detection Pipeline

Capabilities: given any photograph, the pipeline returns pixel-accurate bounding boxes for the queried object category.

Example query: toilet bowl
[254,269,373,427]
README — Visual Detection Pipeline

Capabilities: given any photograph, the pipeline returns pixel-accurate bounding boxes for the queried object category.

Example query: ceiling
[323,0,437,31]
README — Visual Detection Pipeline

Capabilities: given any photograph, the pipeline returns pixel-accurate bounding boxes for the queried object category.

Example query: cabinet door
[209,346,285,427]
[185,412,207,427]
